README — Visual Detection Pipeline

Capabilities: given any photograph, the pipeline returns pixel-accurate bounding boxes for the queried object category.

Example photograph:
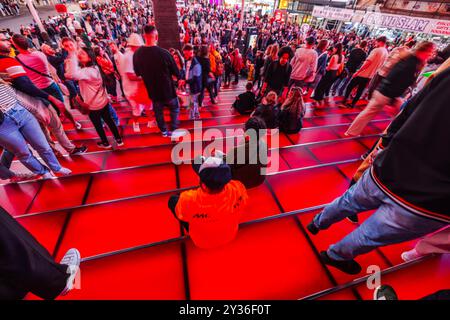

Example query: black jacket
[377,54,422,99]
[371,67,450,223]
[253,103,280,129]
[233,91,256,115]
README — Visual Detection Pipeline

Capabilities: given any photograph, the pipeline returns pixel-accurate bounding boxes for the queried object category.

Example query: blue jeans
[43,82,64,102]
[313,170,447,261]
[0,149,14,180]
[153,97,180,133]
[64,80,79,99]
[101,105,120,127]
[0,103,61,175]
[335,72,353,97]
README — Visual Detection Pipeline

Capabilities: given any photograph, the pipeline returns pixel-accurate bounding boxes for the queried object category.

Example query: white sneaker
[401,248,423,262]
[55,167,72,176]
[75,121,82,130]
[59,248,81,296]
[133,122,141,133]
[171,130,188,140]
[41,172,54,179]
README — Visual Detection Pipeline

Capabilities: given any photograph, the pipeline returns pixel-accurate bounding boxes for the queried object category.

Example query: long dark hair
[79,47,108,88]
[334,43,343,64]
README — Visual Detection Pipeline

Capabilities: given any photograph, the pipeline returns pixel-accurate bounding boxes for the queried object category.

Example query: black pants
[344,76,370,106]
[89,104,121,144]
[312,70,338,101]
[367,74,385,100]
[233,71,239,84]
[224,71,232,85]
[104,73,117,97]
[199,82,216,106]
[0,207,68,300]
[168,194,189,232]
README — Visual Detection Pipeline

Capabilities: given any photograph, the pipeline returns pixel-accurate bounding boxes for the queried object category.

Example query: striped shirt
[0,83,17,113]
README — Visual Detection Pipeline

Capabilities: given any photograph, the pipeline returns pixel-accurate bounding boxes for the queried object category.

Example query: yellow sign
[279,0,288,10]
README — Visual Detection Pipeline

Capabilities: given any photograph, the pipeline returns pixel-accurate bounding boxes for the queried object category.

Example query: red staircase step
[355,255,450,300]
[307,140,368,163]
[187,217,334,299]
[280,146,321,169]
[54,194,181,260]
[240,183,282,222]
[267,166,349,212]
[287,127,340,145]
[103,146,173,170]
[17,211,68,253]
[85,165,176,204]
[59,242,186,300]
[0,181,41,216]
[27,176,91,214]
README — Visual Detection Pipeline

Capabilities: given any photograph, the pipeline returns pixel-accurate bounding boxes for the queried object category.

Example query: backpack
[215,56,224,76]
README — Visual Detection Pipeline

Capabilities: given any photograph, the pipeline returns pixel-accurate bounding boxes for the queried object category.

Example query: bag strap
[15,56,53,79]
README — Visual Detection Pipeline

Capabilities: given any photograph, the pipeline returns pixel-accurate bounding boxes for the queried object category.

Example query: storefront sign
[312,5,449,36]
[363,12,431,33]
[427,20,450,36]
[312,6,353,22]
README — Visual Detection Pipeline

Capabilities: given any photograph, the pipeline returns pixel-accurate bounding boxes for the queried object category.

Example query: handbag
[73,95,90,115]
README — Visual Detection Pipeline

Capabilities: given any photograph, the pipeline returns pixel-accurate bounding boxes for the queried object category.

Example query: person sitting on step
[168,156,248,249]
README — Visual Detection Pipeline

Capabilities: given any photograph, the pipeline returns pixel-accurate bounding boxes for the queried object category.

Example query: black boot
[320,251,362,275]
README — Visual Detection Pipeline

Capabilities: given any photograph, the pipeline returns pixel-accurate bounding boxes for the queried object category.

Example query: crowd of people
[0,0,19,17]
[0,0,449,300]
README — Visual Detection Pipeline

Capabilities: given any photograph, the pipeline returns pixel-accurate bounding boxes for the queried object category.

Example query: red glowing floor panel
[279,146,321,169]
[16,212,68,254]
[103,146,173,169]
[239,182,281,222]
[267,166,350,212]
[57,153,106,174]
[27,175,92,214]
[331,123,382,138]
[187,217,334,299]
[59,242,186,300]
[355,255,450,300]
[310,115,354,126]
[287,127,340,145]
[0,181,41,216]
[86,165,177,204]
[55,194,181,260]
[307,140,368,163]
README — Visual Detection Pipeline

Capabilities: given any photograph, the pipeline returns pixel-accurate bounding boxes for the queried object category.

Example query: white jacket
[290,47,318,82]
[65,54,109,111]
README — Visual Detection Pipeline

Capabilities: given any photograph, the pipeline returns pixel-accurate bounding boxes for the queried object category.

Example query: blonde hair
[264,91,278,105]
[270,44,279,60]
[281,87,305,119]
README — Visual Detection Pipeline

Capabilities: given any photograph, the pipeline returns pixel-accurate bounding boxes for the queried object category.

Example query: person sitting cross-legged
[232,81,257,115]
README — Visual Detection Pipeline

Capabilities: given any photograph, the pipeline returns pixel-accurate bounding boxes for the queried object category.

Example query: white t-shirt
[119,49,141,98]
[290,47,318,82]
[358,47,389,79]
